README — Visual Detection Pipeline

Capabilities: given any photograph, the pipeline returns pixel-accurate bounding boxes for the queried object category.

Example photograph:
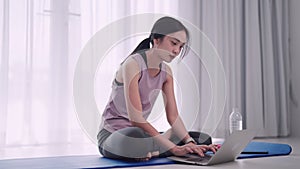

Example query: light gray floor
[0,137,299,169]
[117,137,300,169]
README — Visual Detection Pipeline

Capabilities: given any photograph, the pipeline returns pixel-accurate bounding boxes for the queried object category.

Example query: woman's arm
[161,65,220,156]
[162,65,193,143]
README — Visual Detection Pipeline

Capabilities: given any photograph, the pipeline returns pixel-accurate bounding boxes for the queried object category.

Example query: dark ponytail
[130,37,151,55]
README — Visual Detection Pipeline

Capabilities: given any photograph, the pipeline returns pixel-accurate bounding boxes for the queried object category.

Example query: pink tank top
[101,51,167,132]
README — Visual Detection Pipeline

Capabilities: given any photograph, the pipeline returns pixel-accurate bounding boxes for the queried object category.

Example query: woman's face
[153,30,187,63]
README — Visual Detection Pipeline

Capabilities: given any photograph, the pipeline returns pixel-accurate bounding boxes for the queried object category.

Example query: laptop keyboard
[185,154,212,162]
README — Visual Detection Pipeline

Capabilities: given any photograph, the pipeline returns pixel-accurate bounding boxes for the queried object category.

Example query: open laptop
[167,129,256,166]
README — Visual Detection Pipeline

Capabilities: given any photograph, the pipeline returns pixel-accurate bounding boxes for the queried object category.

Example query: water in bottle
[229,108,243,134]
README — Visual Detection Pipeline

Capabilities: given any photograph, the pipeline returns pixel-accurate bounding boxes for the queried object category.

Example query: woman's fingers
[196,149,205,157]
[191,147,204,157]
[182,144,204,156]
[189,145,205,157]
[200,146,208,152]
[208,144,219,153]
[185,146,193,154]
[196,144,219,154]
[180,143,220,157]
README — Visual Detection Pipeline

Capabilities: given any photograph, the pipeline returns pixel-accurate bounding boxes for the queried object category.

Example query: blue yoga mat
[238,141,292,159]
[0,156,175,169]
[0,141,292,169]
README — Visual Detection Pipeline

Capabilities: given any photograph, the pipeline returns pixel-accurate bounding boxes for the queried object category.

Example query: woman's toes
[151,151,159,157]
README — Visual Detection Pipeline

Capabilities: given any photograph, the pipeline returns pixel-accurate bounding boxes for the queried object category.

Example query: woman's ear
[153,38,161,47]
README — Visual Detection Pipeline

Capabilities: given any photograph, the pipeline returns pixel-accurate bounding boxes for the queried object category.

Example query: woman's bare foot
[131,152,151,162]
[132,151,159,162]
[150,151,159,158]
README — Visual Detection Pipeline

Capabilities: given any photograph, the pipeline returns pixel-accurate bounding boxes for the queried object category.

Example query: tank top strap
[132,50,148,71]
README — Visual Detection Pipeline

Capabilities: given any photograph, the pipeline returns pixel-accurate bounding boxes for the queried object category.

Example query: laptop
[167,129,256,166]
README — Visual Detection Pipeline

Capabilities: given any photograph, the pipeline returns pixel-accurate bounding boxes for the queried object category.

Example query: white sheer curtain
[0,0,291,150]
[0,0,184,148]
[0,0,84,147]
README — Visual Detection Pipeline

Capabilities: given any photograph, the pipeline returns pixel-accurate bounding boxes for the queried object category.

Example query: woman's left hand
[185,143,219,154]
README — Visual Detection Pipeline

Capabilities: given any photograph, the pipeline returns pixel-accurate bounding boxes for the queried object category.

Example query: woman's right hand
[170,144,205,157]
[170,144,218,157]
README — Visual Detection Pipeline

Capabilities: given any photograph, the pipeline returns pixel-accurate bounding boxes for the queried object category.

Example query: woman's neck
[145,49,162,69]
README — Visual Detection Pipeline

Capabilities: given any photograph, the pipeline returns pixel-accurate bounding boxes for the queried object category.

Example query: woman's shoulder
[120,54,142,73]
[122,53,140,65]
[163,63,172,76]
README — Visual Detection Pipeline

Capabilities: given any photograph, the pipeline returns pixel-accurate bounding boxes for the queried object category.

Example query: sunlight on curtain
[0,0,84,146]
[0,0,187,148]
[0,0,9,147]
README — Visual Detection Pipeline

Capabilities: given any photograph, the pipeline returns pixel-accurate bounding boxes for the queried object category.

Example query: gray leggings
[97,127,211,160]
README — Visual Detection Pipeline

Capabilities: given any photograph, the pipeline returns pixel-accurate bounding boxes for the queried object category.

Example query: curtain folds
[195,0,290,137]
[244,0,290,136]
[0,0,9,147]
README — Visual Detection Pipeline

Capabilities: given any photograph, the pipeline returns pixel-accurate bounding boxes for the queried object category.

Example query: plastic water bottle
[229,108,243,134]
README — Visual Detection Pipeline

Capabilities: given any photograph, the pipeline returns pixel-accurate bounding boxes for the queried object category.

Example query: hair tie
[147,37,151,43]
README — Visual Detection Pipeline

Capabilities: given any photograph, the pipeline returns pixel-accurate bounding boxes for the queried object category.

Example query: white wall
[289,0,300,137]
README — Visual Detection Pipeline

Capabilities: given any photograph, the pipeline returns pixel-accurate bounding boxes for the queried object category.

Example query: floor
[118,137,300,169]
[0,137,299,169]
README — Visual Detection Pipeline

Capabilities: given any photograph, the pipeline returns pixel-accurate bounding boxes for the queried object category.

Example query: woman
[97,16,218,161]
